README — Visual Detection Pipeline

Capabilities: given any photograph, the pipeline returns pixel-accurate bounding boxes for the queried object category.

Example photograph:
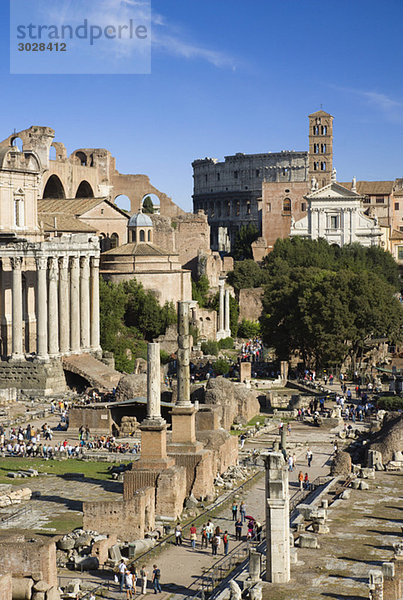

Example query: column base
[34,354,50,363]
[9,353,26,363]
[216,329,230,341]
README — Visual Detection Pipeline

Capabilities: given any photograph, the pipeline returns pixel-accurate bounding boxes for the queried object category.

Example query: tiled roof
[38,197,106,215]
[309,110,333,117]
[39,214,97,232]
[340,181,394,195]
[390,228,403,240]
[102,242,168,256]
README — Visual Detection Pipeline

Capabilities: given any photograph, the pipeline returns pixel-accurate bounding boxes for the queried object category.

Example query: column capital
[70,255,80,268]
[90,256,100,269]
[80,255,90,269]
[9,256,23,270]
[48,256,59,275]
[59,255,69,270]
[35,256,48,270]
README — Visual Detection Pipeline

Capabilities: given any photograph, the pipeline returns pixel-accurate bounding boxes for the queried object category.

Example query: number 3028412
[18,42,67,52]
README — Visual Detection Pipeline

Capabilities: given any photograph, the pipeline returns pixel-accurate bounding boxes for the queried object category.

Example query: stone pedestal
[137,419,175,471]
[249,550,262,583]
[264,452,290,583]
[239,361,252,382]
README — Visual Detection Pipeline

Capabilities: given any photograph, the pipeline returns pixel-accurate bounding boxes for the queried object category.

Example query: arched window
[321,125,327,135]
[75,151,87,166]
[321,162,326,171]
[283,198,291,212]
[43,175,65,199]
[110,233,119,249]
[114,195,131,212]
[140,229,145,242]
[11,136,23,152]
[321,143,326,153]
[99,233,107,252]
[75,180,94,198]
[131,229,136,243]
[49,145,57,161]
[147,230,151,242]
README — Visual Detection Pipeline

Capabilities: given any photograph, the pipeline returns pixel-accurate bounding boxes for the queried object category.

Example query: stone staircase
[62,353,121,391]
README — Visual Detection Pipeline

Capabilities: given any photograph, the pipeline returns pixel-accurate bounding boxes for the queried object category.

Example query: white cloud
[331,85,403,122]
[152,31,237,69]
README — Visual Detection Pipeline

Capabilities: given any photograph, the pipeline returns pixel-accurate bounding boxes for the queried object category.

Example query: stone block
[0,573,12,600]
[382,562,394,578]
[74,556,99,571]
[340,489,351,499]
[359,481,369,490]
[32,592,46,600]
[360,467,375,479]
[12,577,33,600]
[65,579,81,594]
[108,544,122,563]
[56,539,75,551]
[298,534,320,548]
[33,581,51,592]
[45,586,60,600]
[290,548,298,564]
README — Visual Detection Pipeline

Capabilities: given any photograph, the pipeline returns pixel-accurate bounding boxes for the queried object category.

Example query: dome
[128,212,153,228]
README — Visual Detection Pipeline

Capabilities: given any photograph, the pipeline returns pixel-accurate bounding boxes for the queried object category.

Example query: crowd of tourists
[239,338,264,362]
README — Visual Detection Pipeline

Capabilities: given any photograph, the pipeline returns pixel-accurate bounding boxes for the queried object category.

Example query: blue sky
[1,0,403,211]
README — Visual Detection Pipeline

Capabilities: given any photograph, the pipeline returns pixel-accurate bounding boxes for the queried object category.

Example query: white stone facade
[0,235,100,360]
[290,179,381,247]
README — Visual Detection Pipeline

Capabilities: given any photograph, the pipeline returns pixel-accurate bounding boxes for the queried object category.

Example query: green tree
[142,196,154,214]
[192,274,210,307]
[201,340,219,356]
[238,319,261,339]
[227,260,268,296]
[231,224,259,261]
[213,358,230,376]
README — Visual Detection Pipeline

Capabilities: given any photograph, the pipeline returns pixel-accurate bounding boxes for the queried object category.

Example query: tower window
[321,162,326,171]
[321,125,327,135]
[283,198,291,212]
[321,144,326,153]
[313,126,319,135]
[314,143,319,153]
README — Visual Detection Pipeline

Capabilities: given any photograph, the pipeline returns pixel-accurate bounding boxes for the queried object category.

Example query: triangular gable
[306,181,362,200]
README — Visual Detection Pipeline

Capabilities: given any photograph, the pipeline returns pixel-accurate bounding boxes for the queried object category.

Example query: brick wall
[0,536,57,587]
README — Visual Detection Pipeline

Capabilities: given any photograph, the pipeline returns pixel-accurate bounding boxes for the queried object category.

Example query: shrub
[376,396,403,411]
[201,340,219,356]
[213,359,230,376]
[218,337,234,349]
[238,319,261,339]
[160,350,171,365]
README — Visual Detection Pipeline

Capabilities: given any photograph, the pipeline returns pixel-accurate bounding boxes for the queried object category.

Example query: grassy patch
[40,512,83,534]
[0,457,120,484]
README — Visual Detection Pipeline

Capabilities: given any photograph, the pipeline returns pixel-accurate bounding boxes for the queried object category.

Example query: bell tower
[308,110,334,188]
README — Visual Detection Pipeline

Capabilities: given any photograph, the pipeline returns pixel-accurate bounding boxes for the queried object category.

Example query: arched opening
[10,136,23,152]
[43,175,66,199]
[139,230,145,242]
[75,180,94,198]
[110,233,119,249]
[49,145,57,161]
[283,198,291,212]
[142,193,160,214]
[147,230,151,242]
[75,151,88,166]
[114,195,131,212]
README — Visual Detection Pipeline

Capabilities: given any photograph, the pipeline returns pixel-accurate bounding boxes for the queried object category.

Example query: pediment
[307,181,361,200]
[14,187,25,196]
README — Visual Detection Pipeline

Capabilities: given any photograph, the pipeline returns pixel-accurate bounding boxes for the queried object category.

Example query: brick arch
[43,174,66,199]
[75,180,94,198]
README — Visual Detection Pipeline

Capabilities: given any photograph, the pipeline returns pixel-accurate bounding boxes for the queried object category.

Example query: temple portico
[0,234,101,361]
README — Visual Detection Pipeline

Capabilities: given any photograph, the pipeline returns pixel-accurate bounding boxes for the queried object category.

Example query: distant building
[192,110,334,251]
[290,174,381,247]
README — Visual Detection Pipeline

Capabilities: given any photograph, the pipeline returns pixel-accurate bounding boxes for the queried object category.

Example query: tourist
[190,524,197,549]
[235,518,242,541]
[140,565,148,595]
[206,520,214,542]
[152,565,161,594]
[304,472,309,490]
[254,520,262,542]
[223,530,229,555]
[175,523,182,546]
[287,455,294,472]
[118,559,127,592]
[231,501,238,521]
[125,569,134,599]
[306,448,313,467]
[201,524,208,549]
[298,471,304,491]
[240,501,246,522]
[211,533,220,555]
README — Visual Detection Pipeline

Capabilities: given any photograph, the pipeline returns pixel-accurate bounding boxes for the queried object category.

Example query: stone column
[265,452,290,583]
[48,257,59,357]
[90,256,101,353]
[58,256,70,355]
[177,301,191,407]
[35,256,49,361]
[170,301,199,448]
[147,342,162,420]
[10,257,24,360]
[218,279,225,332]
[224,288,230,336]
[70,256,80,353]
[80,256,90,350]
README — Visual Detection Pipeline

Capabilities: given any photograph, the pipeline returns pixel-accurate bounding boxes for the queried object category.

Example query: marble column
[70,256,80,353]
[58,256,70,355]
[10,257,24,360]
[80,256,90,350]
[224,288,230,335]
[35,256,49,360]
[177,301,191,407]
[146,342,162,421]
[90,256,101,353]
[265,452,290,583]
[48,257,59,357]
